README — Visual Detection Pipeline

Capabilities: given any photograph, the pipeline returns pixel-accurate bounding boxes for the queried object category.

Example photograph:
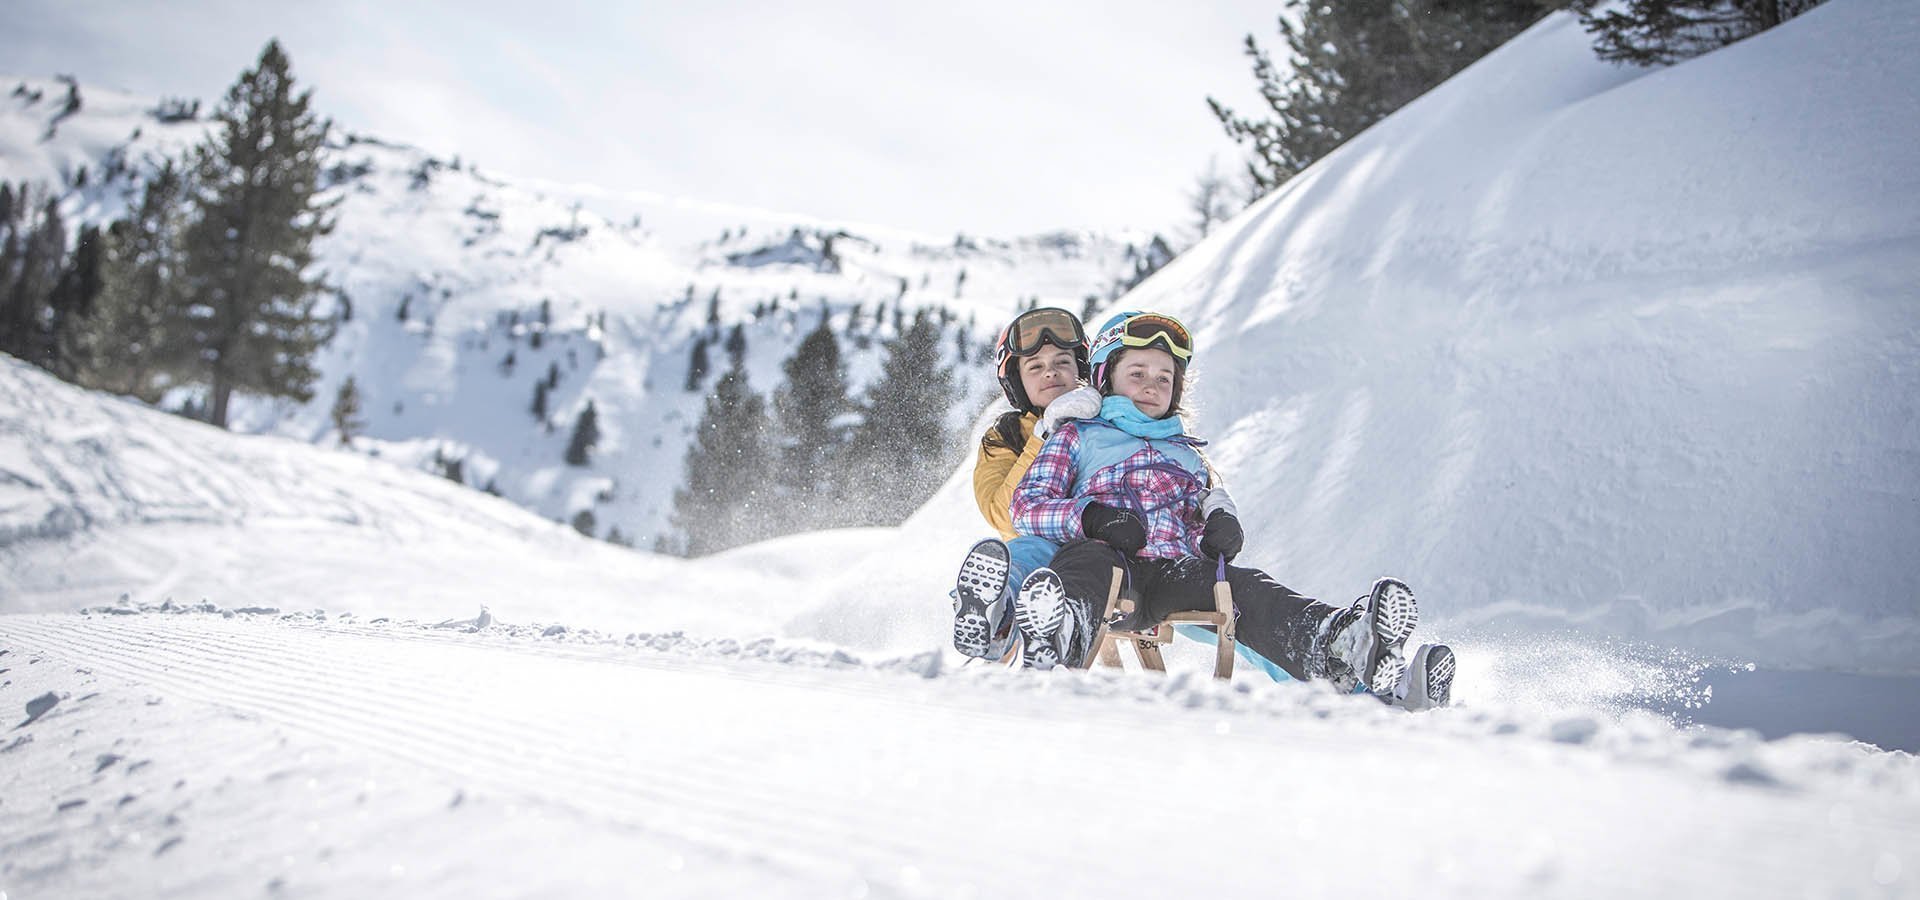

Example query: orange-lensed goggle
[1004,307,1087,357]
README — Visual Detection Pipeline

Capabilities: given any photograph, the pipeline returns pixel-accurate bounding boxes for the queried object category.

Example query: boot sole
[1422,644,1456,707]
[953,540,1011,658]
[1369,578,1419,648]
[1015,569,1068,670]
[1365,578,1419,695]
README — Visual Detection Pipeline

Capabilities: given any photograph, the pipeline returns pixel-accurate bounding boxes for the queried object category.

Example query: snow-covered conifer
[0,191,66,369]
[564,400,599,466]
[668,361,773,556]
[836,308,955,523]
[1209,1,1553,197]
[66,163,189,402]
[330,376,363,445]
[1573,0,1827,65]
[174,40,336,428]
[685,336,711,392]
[725,323,747,369]
[771,315,851,524]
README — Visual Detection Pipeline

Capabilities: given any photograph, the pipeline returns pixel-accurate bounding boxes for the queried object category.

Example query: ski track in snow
[3,609,1917,899]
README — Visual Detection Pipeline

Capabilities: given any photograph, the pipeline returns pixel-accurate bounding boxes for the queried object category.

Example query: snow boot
[1314,577,1420,695]
[1391,642,1456,711]
[1014,568,1093,671]
[952,538,1015,659]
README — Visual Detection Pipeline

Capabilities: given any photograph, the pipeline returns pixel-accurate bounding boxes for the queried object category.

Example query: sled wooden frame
[1086,562,1237,680]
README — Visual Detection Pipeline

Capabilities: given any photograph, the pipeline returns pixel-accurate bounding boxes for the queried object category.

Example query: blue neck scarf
[1099,395,1185,440]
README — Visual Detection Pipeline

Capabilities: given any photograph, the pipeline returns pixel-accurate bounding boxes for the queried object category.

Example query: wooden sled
[1085,561,1237,680]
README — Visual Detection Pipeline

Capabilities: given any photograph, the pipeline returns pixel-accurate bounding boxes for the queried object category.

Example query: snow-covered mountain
[1,75,1161,546]
[3,5,1920,896]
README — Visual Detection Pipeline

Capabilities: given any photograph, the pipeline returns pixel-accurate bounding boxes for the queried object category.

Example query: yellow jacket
[972,411,1043,540]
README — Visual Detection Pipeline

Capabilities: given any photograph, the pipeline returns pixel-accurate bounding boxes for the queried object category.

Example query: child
[950,307,1103,659]
[1008,310,1454,708]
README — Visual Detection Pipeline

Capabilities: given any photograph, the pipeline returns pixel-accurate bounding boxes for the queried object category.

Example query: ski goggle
[1002,307,1087,358]
[1105,313,1192,361]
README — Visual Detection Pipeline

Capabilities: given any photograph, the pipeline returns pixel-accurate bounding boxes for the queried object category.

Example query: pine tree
[531,378,550,421]
[564,399,600,466]
[68,162,190,399]
[668,361,774,556]
[685,336,710,391]
[174,40,336,428]
[771,315,851,524]
[1188,160,1234,242]
[1209,1,1555,197]
[1572,0,1826,65]
[45,224,106,380]
[838,309,956,524]
[433,448,464,485]
[724,322,747,368]
[0,184,20,352]
[330,375,363,445]
[0,192,67,368]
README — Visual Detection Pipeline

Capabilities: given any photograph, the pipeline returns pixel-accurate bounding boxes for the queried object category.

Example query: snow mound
[839,1,1920,675]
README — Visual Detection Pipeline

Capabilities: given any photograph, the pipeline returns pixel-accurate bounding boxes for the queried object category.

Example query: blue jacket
[1010,417,1212,560]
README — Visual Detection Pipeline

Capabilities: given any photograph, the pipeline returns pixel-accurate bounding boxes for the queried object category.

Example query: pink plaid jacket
[1010,419,1211,560]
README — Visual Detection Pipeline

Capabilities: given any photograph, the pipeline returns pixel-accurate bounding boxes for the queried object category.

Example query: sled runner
[1086,558,1237,680]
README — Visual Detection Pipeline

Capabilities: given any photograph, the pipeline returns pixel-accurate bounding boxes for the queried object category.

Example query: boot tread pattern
[1015,570,1069,670]
[952,605,992,657]
[1365,578,1418,693]
[957,541,1011,595]
[952,540,1013,658]
[1369,578,1419,647]
[1424,645,1456,705]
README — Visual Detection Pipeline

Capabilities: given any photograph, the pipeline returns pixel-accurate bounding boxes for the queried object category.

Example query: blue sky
[3,0,1285,238]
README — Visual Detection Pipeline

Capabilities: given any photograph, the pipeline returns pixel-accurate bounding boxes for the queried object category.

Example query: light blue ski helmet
[1088,310,1194,415]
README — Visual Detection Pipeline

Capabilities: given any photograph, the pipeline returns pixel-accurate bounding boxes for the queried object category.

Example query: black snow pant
[1047,539,1344,682]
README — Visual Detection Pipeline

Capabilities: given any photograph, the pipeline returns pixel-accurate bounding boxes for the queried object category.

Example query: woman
[951,307,1101,659]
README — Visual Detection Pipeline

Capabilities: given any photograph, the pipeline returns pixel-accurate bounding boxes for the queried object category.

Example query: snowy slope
[799,1,1920,677]
[0,356,847,635]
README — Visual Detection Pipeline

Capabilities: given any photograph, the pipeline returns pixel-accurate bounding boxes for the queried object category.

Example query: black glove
[1081,502,1146,556]
[1199,509,1244,562]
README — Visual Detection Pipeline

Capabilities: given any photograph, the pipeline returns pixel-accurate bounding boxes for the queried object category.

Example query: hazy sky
[3,1,1286,238]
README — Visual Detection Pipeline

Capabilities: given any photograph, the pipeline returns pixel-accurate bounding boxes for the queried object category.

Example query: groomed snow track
[3,610,1915,898]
